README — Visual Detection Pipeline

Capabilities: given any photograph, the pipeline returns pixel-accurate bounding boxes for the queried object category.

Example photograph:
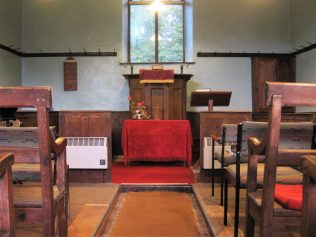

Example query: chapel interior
[1,0,316,237]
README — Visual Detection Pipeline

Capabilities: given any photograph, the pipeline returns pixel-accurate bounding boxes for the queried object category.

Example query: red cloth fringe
[112,162,194,184]
[139,69,174,80]
[122,120,192,166]
[274,184,303,210]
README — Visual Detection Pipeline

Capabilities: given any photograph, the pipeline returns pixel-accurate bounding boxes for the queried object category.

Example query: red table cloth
[122,120,192,166]
[139,69,174,83]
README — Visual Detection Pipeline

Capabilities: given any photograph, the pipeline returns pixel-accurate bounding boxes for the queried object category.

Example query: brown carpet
[106,191,210,237]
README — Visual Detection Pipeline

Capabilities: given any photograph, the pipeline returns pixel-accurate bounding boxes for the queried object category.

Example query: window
[128,0,184,63]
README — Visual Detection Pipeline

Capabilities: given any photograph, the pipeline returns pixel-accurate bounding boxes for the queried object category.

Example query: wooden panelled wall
[16,110,316,167]
[16,111,128,154]
[59,111,112,182]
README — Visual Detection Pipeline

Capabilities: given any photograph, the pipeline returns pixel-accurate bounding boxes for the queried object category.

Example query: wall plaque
[64,57,77,91]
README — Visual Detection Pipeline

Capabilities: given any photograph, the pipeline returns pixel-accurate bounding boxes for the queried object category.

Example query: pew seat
[226,163,302,188]
[0,86,68,237]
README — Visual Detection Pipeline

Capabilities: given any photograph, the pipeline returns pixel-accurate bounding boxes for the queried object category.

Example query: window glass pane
[158,5,183,62]
[130,5,155,63]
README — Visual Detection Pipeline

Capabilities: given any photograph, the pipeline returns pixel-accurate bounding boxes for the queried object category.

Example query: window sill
[119,62,195,66]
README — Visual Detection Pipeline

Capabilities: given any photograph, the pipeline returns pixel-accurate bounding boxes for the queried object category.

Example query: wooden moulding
[64,57,77,91]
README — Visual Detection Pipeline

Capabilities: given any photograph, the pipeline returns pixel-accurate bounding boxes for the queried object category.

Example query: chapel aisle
[14,182,301,236]
[104,191,211,237]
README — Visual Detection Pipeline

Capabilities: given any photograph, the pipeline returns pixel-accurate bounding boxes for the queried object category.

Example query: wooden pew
[225,121,312,237]
[301,155,316,237]
[0,87,68,237]
[0,153,14,236]
[245,82,316,237]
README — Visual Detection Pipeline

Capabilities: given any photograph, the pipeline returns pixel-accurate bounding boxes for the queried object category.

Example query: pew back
[240,121,313,157]
[0,126,56,163]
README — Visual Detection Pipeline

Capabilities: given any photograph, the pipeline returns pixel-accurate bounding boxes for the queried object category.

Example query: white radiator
[66,137,108,169]
[203,137,221,169]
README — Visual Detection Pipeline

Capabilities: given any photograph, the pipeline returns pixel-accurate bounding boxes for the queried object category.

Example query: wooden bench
[0,87,68,237]
[301,155,316,237]
[245,82,316,237]
[0,153,14,236]
[224,121,313,236]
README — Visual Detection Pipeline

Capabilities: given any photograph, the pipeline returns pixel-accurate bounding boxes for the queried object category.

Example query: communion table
[122,120,192,166]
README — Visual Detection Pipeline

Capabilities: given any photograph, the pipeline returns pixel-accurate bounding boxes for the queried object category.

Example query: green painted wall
[21,0,126,110]
[190,0,290,111]
[2,1,316,112]
[0,0,22,86]
[289,0,316,112]
[21,0,291,111]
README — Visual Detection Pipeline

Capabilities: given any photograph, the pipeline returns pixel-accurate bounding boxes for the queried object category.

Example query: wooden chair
[0,87,68,237]
[245,82,316,237]
[301,155,316,237]
[225,121,312,236]
[0,153,14,236]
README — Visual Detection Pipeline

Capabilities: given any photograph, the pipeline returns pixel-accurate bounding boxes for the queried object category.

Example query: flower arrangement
[128,96,151,120]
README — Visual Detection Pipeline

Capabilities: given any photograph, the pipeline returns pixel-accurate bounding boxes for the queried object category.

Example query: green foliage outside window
[130,5,155,63]
[158,6,183,62]
[130,4,183,63]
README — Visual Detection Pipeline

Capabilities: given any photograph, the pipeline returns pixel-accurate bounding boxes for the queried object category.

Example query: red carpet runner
[112,162,194,184]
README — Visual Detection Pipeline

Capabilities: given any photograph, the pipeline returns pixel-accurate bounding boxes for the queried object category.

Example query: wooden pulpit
[124,74,193,120]
[190,91,232,111]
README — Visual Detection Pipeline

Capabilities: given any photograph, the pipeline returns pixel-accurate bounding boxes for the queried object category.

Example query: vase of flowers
[128,96,151,120]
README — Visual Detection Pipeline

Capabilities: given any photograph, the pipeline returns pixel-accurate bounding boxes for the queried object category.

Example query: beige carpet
[106,191,210,237]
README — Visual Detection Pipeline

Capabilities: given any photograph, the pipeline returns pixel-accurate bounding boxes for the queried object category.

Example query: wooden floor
[15,183,119,237]
[196,184,300,237]
[14,183,301,237]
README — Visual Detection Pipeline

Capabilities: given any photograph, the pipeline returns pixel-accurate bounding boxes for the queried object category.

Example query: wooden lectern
[190,91,232,111]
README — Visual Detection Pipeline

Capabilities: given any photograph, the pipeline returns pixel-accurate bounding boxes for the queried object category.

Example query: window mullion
[155,11,158,63]
[128,4,131,63]
[182,2,185,62]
